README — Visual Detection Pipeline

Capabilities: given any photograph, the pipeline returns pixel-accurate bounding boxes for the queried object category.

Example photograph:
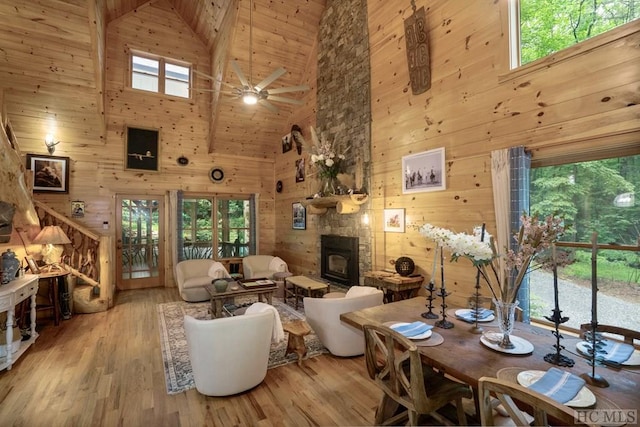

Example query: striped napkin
[600,339,635,365]
[456,308,494,323]
[528,367,585,403]
[390,321,433,337]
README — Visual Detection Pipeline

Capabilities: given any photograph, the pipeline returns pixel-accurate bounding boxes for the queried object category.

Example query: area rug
[157,299,327,394]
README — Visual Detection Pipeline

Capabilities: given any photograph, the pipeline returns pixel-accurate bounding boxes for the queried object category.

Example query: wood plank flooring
[0,288,381,426]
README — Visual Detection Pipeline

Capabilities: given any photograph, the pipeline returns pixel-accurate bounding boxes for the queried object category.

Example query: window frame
[129,50,191,99]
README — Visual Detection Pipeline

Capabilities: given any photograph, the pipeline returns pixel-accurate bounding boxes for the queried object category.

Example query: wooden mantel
[301,194,369,214]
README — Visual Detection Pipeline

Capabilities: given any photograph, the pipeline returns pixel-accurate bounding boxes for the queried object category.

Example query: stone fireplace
[321,234,359,287]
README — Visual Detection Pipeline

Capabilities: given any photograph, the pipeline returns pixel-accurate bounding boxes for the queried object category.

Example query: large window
[131,53,190,98]
[180,196,254,260]
[517,0,639,65]
[529,154,640,331]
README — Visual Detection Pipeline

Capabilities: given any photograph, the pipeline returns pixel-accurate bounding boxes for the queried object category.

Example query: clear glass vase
[319,176,337,196]
[493,299,519,349]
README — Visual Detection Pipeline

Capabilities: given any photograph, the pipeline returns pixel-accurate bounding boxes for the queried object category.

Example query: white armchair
[303,286,384,357]
[242,255,288,280]
[184,310,274,396]
[175,259,231,302]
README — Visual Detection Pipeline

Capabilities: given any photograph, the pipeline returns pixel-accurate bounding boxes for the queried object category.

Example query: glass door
[116,195,164,290]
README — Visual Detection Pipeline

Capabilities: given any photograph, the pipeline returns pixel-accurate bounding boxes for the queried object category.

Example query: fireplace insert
[321,234,359,287]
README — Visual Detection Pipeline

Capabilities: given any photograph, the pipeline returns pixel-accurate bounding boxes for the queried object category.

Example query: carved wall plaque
[404,6,431,95]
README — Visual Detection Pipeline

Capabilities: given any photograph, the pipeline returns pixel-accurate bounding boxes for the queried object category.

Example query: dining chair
[579,323,640,345]
[362,323,472,426]
[478,376,597,426]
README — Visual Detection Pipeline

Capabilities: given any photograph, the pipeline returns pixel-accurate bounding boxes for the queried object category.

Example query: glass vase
[320,176,337,196]
[493,299,519,349]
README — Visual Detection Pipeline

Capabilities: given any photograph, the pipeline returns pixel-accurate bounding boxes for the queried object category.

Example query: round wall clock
[209,167,224,183]
[276,180,283,193]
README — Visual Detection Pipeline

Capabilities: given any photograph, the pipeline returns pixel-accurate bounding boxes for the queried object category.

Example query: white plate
[455,308,495,322]
[480,332,534,355]
[576,341,640,366]
[390,322,433,340]
[517,370,596,408]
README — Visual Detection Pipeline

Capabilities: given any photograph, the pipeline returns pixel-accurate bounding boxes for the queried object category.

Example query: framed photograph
[384,208,405,233]
[71,201,85,218]
[402,147,446,194]
[25,257,40,274]
[125,126,160,171]
[26,154,70,193]
[292,202,306,230]
[282,133,292,153]
[295,158,305,183]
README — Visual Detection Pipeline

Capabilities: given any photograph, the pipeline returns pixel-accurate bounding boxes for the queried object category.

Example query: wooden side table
[363,271,423,303]
[284,276,329,309]
[282,320,311,367]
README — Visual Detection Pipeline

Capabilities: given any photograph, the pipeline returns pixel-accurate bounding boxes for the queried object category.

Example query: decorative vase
[493,299,519,349]
[319,176,337,196]
[213,279,228,293]
[1,249,20,285]
[395,257,415,277]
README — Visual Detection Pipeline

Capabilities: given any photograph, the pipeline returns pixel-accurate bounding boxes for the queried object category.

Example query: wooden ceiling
[0,0,325,158]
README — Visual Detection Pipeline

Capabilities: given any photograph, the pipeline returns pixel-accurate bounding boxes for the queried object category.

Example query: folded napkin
[528,367,585,404]
[457,308,494,323]
[599,339,635,365]
[390,321,433,337]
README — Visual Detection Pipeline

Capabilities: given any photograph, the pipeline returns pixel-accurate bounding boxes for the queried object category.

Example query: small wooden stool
[283,320,311,367]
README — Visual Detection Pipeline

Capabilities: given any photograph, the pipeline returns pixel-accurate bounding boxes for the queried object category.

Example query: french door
[116,195,164,290]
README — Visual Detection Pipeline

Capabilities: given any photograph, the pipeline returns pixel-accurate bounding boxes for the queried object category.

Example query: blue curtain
[176,190,184,262]
[510,147,531,321]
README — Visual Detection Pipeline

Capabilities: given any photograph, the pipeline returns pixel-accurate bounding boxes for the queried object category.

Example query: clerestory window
[131,52,190,98]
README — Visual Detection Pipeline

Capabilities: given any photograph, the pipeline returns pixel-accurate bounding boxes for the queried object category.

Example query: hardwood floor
[0,287,381,426]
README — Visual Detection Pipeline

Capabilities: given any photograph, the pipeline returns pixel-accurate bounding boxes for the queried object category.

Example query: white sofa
[303,286,384,357]
[184,310,273,396]
[242,255,288,280]
[175,259,231,302]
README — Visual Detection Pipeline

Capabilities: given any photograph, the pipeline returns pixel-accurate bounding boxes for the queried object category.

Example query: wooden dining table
[340,297,640,417]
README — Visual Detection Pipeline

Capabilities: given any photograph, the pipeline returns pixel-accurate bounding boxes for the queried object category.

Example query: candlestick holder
[543,307,574,367]
[469,280,484,334]
[581,325,609,388]
[434,287,453,329]
[421,280,438,319]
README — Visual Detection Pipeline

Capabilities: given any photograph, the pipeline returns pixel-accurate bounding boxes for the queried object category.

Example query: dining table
[340,296,640,419]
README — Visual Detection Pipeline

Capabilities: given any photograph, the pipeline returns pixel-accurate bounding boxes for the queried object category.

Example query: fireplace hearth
[321,234,359,287]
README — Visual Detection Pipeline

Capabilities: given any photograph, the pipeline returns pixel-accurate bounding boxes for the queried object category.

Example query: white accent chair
[175,259,231,302]
[184,310,274,396]
[242,255,288,280]
[303,286,384,357]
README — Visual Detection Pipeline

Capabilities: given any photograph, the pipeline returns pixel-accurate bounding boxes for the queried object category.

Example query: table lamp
[31,225,71,272]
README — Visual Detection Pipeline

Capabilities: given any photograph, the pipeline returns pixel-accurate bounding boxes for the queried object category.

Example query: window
[529,154,640,331]
[131,53,190,98]
[516,0,639,65]
[180,196,254,260]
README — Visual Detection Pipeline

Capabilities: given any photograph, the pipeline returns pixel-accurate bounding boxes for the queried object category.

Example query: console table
[0,274,39,371]
[363,271,423,302]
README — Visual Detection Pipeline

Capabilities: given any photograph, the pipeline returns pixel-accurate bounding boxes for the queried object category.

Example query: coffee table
[205,280,277,318]
[284,276,330,309]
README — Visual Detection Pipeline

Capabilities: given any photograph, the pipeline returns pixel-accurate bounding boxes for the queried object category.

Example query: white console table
[0,274,39,371]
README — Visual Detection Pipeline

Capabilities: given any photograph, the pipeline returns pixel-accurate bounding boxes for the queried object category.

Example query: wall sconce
[45,134,61,154]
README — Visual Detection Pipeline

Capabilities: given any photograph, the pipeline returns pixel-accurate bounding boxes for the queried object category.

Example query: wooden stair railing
[33,201,113,311]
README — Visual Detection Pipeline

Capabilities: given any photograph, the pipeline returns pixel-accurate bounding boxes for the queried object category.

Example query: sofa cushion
[182,276,213,289]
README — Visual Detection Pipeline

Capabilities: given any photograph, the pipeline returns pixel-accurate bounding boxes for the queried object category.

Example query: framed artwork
[282,133,292,153]
[384,208,405,233]
[27,154,70,193]
[25,257,40,274]
[125,126,160,171]
[71,201,85,218]
[295,158,305,183]
[402,147,446,194]
[292,202,306,230]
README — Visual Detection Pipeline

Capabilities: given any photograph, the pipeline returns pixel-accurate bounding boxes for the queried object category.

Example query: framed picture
[26,154,70,193]
[282,133,292,153]
[125,126,160,171]
[71,201,85,218]
[384,208,405,233]
[295,158,305,183]
[25,257,40,274]
[402,147,446,194]
[292,202,306,230]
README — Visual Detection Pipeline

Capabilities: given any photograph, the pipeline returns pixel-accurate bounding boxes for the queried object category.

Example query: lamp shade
[31,225,71,245]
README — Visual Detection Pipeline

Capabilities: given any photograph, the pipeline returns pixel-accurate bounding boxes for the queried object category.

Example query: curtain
[250,193,258,255]
[170,190,184,265]
[510,147,531,320]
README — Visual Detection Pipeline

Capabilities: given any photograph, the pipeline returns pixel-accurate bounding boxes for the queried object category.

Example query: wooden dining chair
[478,376,597,427]
[579,323,640,345]
[362,323,472,426]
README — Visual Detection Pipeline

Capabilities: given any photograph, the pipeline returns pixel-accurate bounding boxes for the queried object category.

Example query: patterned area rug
[157,299,327,395]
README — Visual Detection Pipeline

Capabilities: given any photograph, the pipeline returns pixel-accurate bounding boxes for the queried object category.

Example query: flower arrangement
[309,126,348,180]
[420,213,565,303]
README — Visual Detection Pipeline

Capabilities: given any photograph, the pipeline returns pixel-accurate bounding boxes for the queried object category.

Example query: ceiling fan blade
[265,85,310,95]
[192,70,236,89]
[266,95,305,105]
[230,60,251,88]
[259,100,279,113]
[254,67,286,92]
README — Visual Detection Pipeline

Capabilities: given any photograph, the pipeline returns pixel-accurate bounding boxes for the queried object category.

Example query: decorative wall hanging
[276,180,283,193]
[71,201,85,218]
[291,125,304,155]
[292,202,306,230]
[125,126,159,172]
[209,167,225,183]
[402,147,446,194]
[26,154,70,193]
[404,1,431,94]
[282,133,292,153]
[383,208,405,233]
[177,156,189,166]
[295,158,305,183]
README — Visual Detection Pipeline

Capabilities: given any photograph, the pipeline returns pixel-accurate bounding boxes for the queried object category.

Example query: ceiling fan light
[243,92,258,105]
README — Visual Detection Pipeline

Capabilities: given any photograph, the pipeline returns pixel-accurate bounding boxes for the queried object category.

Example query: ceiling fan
[193,0,309,113]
